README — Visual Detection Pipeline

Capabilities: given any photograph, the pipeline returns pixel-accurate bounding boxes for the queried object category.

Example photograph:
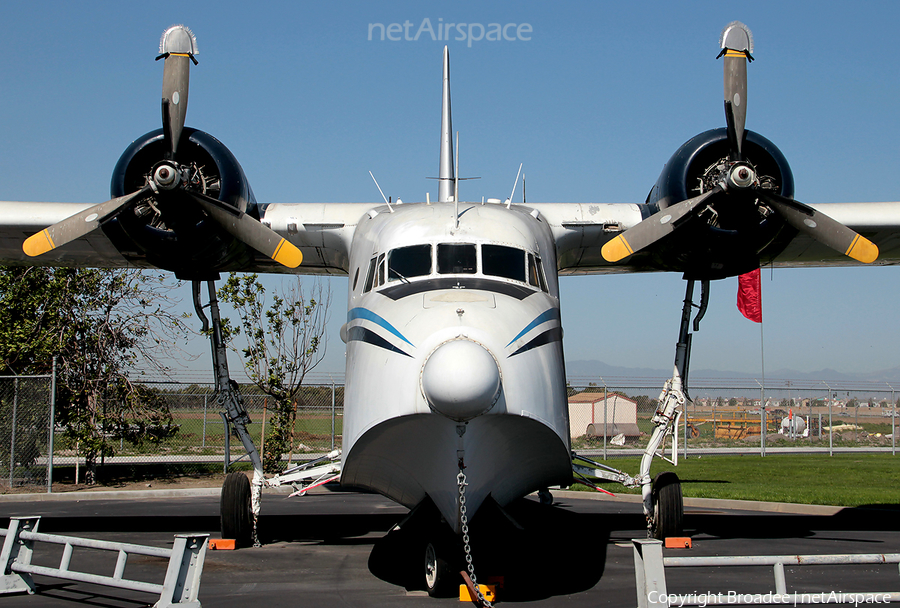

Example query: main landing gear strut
[193,279,264,547]
[193,280,344,547]
[573,278,708,539]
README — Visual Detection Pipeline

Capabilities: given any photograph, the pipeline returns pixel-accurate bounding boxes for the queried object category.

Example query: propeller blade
[162,55,190,157]
[720,22,753,160]
[757,190,879,264]
[601,187,723,263]
[159,25,197,158]
[186,192,303,268]
[23,187,150,257]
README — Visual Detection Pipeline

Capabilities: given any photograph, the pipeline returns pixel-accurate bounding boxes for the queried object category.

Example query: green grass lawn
[576,453,900,507]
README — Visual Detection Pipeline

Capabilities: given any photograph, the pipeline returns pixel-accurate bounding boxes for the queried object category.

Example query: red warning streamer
[737,268,762,323]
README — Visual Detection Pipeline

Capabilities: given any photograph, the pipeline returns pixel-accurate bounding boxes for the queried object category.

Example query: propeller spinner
[602,22,878,267]
[23,26,302,269]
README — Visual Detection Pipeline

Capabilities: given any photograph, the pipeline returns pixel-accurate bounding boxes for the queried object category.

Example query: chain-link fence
[568,378,900,459]
[3,373,899,492]
[0,377,344,491]
[83,383,345,467]
[0,375,54,492]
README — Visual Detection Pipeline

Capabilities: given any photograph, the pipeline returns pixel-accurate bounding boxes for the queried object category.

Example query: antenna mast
[438,46,454,203]
[369,171,393,212]
[454,132,460,227]
[505,163,523,209]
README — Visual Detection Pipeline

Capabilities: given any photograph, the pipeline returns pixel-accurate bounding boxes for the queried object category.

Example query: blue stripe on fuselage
[506,308,560,347]
[347,326,413,357]
[348,307,414,346]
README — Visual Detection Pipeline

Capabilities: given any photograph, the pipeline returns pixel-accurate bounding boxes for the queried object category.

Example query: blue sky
[2,1,899,380]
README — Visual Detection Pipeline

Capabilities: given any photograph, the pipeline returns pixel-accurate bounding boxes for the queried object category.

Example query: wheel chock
[209,538,237,550]
[459,583,496,603]
[664,536,692,548]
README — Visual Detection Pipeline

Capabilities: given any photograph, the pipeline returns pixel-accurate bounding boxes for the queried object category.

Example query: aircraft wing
[531,201,900,276]
[0,202,134,269]
[529,202,650,275]
[768,202,900,267]
[527,18,900,280]
[0,200,373,276]
[7,199,900,279]
[258,202,371,275]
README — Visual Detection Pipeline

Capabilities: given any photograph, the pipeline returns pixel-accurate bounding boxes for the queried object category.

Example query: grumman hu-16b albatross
[4,22,900,597]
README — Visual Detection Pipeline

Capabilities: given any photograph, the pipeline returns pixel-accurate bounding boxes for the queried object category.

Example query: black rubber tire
[221,472,252,546]
[424,541,455,598]
[651,471,684,540]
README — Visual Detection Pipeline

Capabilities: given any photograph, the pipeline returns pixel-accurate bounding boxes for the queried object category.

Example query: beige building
[568,392,640,439]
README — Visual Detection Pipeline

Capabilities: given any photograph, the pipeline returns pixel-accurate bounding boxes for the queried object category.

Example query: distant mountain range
[565,359,900,386]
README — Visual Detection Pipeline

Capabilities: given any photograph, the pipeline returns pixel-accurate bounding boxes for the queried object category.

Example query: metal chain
[458,469,492,608]
[252,512,261,547]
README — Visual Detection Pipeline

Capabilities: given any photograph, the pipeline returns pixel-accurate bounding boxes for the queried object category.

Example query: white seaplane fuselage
[340,200,573,530]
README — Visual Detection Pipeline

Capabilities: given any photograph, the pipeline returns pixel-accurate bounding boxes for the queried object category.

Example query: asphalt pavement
[0,488,897,607]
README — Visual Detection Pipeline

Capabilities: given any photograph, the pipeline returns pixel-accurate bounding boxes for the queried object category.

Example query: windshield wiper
[388,268,411,284]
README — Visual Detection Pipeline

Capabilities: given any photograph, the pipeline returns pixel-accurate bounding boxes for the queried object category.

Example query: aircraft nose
[421,339,501,421]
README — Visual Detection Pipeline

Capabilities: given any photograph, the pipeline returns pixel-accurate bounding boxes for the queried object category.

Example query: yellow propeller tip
[272,239,303,268]
[601,234,634,263]
[23,230,55,257]
[846,235,879,264]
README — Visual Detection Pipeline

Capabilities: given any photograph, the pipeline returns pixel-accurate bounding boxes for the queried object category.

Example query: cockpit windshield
[388,244,432,282]
[483,244,526,283]
[363,241,549,294]
[437,243,477,274]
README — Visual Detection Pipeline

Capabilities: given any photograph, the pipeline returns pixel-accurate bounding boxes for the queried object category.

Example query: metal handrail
[0,516,208,607]
[634,539,900,607]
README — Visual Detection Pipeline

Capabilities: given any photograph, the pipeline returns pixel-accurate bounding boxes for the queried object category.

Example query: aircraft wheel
[538,488,553,505]
[651,471,684,539]
[221,471,252,546]
[424,541,454,597]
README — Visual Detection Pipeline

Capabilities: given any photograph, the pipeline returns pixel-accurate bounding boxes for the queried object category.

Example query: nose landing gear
[424,539,455,597]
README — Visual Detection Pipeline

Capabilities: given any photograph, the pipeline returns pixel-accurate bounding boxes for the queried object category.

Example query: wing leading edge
[5,199,900,277]
[0,200,373,276]
[529,201,900,276]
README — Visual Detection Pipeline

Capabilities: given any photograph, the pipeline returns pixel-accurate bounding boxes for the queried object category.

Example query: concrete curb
[0,488,223,502]
[547,489,846,515]
[0,485,850,516]
[0,485,297,502]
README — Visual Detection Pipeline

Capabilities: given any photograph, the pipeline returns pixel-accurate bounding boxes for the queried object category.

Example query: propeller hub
[153,163,181,190]
[726,163,756,189]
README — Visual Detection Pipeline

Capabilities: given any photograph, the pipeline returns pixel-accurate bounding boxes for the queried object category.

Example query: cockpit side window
[363,256,377,293]
[535,256,549,292]
[483,244,526,283]
[376,253,386,287]
[389,244,432,282]
[527,253,540,288]
[528,253,549,292]
[437,243,477,274]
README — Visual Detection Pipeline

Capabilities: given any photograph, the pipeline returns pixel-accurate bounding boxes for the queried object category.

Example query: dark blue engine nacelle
[645,128,796,280]
[103,127,257,280]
